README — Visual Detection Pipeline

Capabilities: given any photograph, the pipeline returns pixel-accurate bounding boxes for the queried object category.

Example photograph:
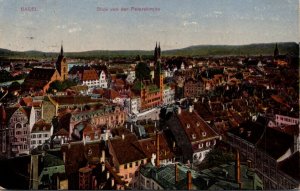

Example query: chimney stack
[189,105,194,113]
[175,163,179,183]
[235,150,241,184]
[155,131,160,167]
[187,170,192,190]
[100,150,105,163]
[63,152,66,163]
[177,107,181,115]
[111,177,115,187]
[247,159,252,169]
[106,171,110,180]
[238,182,242,190]
[101,163,105,172]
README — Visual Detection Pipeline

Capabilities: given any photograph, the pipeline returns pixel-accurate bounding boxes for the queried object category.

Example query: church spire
[60,41,64,56]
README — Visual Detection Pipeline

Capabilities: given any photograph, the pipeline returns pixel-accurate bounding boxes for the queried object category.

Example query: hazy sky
[0,0,299,52]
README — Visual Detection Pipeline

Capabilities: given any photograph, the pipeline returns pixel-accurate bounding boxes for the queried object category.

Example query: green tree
[135,62,151,81]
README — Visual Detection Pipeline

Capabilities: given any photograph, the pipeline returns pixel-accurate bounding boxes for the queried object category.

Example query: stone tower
[55,43,68,80]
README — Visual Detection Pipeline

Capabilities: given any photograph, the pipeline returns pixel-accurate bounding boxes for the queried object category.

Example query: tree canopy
[47,79,77,93]
[135,62,151,81]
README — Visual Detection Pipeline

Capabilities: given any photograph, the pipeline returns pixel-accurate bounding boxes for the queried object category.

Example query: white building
[30,120,53,149]
[126,70,136,84]
[163,86,175,106]
[99,70,108,88]
[81,69,101,90]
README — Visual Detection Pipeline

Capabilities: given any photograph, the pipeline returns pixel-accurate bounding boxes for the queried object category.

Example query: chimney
[101,163,105,172]
[189,105,193,113]
[92,176,96,190]
[175,163,179,183]
[100,150,105,163]
[106,171,110,180]
[235,150,241,184]
[111,177,115,187]
[63,152,66,163]
[187,170,192,190]
[238,182,242,190]
[155,131,160,167]
[177,107,181,115]
[247,159,252,169]
[130,124,133,132]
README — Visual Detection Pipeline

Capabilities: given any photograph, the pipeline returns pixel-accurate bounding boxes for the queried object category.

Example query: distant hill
[0,42,298,60]
[163,42,299,57]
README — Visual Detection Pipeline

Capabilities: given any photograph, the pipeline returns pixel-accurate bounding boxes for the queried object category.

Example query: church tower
[55,43,68,81]
[154,42,164,102]
[154,42,161,62]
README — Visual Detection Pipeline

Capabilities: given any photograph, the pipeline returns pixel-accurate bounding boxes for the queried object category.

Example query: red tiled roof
[32,119,52,132]
[54,128,69,136]
[103,89,120,100]
[109,133,146,165]
[82,69,99,81]
[137,133,174,160]
[177,109,219,143]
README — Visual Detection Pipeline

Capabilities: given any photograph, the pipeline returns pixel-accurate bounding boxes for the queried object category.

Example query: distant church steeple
[274,43,279,58]
[60,41,64,56]
[56,41,68,80]
[154,42,161,62]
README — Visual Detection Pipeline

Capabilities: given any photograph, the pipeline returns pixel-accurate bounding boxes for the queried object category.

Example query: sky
[0,0,299,52]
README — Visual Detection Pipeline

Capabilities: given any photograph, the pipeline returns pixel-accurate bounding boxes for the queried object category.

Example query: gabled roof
[109,133,146,165]
[32,119,52,133]
[137,132,174,160]
[176,109,219,143]
[81,69,99,81]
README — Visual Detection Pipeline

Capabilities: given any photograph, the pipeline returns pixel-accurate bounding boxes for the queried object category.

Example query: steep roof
[32,119,52,133]
[109,133,146,165]
[137,132,174,160]
[176,109,219,144]
[81,69,99,81]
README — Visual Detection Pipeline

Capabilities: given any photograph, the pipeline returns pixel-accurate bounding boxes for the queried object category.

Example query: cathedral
[22,44,68,93]
[135,43,164,111]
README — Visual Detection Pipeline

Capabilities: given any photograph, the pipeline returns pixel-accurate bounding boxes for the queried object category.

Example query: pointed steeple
[158,42,161,57]
[60,41,64,56]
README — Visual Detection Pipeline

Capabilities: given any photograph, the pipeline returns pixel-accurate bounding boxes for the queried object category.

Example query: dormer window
[202,132,207,137]
[187,124,190,129]
[192,133,196,139]
[196,122,200,127]
[198,143,203,149]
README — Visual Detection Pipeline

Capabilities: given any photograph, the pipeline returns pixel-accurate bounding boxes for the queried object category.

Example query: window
[124,164,127,169]
[202,132,207,137]
[44,134,48,138]
[38,140,42,144]
[135,161,138,166]
[198,143,203,149]
[129,173,133,178]
[129,162,132,168]
[31,140,36,144]
[32,134,36,138]
[206,141,210,147]
[141,160,144,165]
[38,134,42,138]
[125,174,128,179]
[16,123,22,129]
